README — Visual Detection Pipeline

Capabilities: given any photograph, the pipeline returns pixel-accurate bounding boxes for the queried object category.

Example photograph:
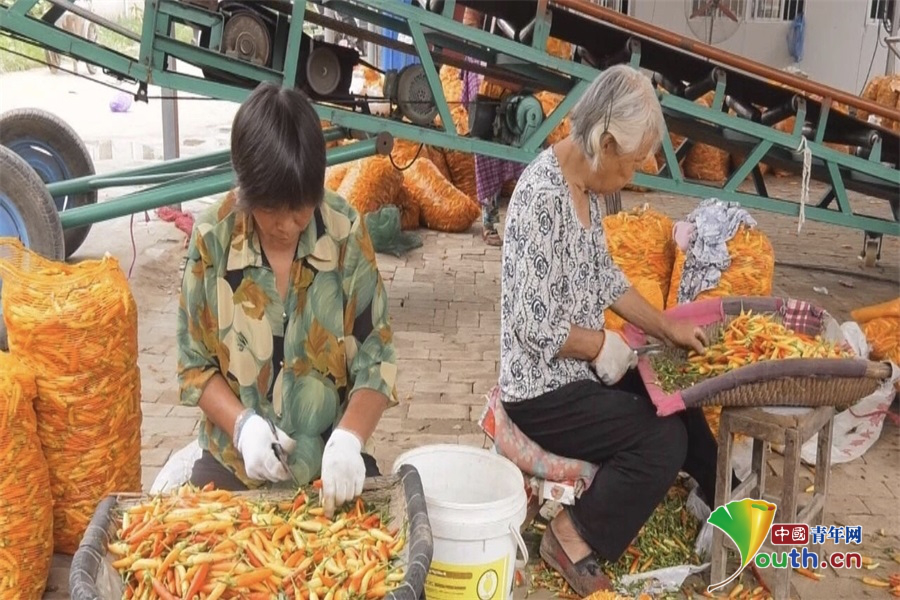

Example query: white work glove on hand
[592,330,639,385]
[236,415,297,483]
[320,428,366,517]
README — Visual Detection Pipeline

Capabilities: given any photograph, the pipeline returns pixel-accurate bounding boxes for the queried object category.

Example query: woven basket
[623,296,893,417]
[69,466,433,600]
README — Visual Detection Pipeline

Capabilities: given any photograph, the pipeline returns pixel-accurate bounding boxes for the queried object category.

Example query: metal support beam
[162,53,181,209]
[57,138,384,230]
[282,0,306,88]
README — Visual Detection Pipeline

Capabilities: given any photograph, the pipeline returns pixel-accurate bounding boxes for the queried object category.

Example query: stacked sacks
[323,143,482,234]
[666,225,775,309]
[603,205,677,300]
[0,238,142,554]
[0,351,53,598]
[336,156,404,215]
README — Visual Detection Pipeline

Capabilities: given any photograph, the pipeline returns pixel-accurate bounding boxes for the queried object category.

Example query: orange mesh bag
[444,149,478,201]
[853,298,900,377]
[440,65,463,103]
[396,186,421,231]
[730,152,771,176]
[336,156,403,215]
[874,76,900,131]
[390,142,452,180]
[390,139,421,165]
[423,146,453,181]
[546,36,572,59]
[0,351,53,598]
[857,75,885,123]
[325,163,351,191]
[602,205,676,300]
[860,317,900,365]
[406,159,481,232]
[604,279,664,332]
[0,238,142,554]
[666,226,774,308]
[684,93,730,182]
[535,91,571,146]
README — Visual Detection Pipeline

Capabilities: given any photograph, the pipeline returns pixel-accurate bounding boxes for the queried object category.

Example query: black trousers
[189,450,381,491]
[503,370,727,563]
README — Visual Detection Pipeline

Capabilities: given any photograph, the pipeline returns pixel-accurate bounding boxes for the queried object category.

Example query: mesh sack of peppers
[0,238,142,554]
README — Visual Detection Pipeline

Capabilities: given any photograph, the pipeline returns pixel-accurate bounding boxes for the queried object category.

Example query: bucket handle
[509,524,529,571]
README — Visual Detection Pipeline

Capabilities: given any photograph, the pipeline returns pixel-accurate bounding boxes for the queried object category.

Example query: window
[587,0,630,15]
[690,0,747,21]
[869,0,896,22]
[749,0,804,21]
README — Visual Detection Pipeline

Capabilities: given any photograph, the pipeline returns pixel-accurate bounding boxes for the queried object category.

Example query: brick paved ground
[40,175,898,599]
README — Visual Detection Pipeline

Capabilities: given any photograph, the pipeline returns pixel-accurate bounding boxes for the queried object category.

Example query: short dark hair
[230,82,326,211]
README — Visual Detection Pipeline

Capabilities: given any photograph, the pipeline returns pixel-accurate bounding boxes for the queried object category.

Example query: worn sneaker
[539,519,614,597]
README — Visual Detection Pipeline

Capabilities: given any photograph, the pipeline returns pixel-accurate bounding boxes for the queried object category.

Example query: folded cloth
[678,198,757,304]
[480,386,598,491]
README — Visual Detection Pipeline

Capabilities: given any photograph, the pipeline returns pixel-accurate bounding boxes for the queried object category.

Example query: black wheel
[0,146,66,350]
[0,108,96,257]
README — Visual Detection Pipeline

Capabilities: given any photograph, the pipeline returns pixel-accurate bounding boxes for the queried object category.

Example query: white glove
[592,330,639,385]
[236,415,297,483]
[320,428,366,517]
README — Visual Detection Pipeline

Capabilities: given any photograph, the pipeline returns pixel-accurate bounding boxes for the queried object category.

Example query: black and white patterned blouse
[499,148,631,403]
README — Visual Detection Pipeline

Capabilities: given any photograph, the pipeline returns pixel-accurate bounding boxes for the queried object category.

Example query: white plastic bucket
[393,444,529,600]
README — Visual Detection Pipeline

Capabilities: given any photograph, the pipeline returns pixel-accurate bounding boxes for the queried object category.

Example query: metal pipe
[46,128,345,198]
[683,69,721,102]
[58,139,381,230]
[552,0,900,122]
[44,0,140,41]
[726,96,761,121]
[46,150,231,197]
[759,99,797,126]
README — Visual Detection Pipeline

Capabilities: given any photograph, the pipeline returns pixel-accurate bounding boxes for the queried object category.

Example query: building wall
[628,0,897,94]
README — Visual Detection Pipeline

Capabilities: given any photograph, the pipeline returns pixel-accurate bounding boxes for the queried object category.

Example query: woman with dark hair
[177,82,397,516]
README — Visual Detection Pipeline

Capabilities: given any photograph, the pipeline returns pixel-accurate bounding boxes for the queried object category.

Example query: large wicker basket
[623,296,894,417]
[69,465,433,600]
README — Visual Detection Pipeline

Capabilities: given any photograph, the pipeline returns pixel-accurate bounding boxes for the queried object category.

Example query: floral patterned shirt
[499,148,630,403]
[177,190,398,487]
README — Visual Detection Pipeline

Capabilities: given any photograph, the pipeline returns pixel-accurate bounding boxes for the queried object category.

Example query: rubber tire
[0,146,66,350]
[0,108,96,257]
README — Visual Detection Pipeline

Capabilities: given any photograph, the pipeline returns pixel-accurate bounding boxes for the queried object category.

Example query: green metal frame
[0,0,897,240]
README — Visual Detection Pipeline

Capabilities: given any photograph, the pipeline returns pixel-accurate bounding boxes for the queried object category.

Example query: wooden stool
[710,406,835,600]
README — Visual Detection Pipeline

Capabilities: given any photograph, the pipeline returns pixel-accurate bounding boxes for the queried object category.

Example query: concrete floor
[2,66,897,600]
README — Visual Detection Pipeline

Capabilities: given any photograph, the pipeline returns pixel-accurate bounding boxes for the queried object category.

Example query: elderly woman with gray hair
[499,65,730,595]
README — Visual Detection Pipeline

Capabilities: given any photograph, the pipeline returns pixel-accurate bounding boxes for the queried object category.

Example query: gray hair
[569,64,666,169]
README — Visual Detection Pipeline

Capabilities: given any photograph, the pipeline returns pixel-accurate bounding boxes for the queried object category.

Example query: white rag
[677,198,757,305]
